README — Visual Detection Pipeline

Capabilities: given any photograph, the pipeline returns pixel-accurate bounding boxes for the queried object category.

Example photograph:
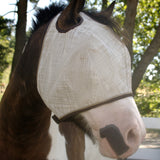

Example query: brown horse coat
[0,23,52,159]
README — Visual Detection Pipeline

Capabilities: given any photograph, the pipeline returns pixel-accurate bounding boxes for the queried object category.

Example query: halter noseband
[52,93,133,123]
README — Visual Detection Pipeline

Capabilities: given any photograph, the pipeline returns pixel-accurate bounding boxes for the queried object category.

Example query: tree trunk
[132,23,160,92]
[11,0,28,74]
[123,0,138,60]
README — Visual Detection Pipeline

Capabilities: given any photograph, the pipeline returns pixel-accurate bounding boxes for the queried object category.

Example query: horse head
[37,0,146,159]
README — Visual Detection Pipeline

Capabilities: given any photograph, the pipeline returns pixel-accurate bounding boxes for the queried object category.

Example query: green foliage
[136,53,160,117]
[133,0,160,117]
[0,16,14,82]
[112,0,126,26]
[133,0,160,69]
[145,53,160,82]
[135,79,160,117]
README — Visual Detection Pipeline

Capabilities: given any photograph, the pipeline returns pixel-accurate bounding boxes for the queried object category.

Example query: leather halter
[53,93,133,123]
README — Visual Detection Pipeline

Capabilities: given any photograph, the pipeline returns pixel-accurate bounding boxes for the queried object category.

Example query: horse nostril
[127,129,137,146]
[100,124,129,156]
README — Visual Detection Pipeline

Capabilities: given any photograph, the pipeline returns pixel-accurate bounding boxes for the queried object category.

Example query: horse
[0,0,146,159]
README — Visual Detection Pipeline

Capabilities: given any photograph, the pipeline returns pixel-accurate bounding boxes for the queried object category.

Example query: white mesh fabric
[37,13,132,120]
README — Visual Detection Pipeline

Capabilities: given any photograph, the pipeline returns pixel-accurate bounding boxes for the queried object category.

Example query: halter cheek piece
[52,93,133,123]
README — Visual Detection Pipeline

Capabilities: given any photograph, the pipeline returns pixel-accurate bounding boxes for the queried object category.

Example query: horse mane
[32,3,66,33]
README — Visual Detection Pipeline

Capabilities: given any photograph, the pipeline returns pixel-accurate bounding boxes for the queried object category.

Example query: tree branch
[123,0,138,59]
[132,23,160,92]
[2,11,17,17]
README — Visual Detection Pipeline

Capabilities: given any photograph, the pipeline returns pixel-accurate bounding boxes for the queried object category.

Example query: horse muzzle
[82,97,146,159]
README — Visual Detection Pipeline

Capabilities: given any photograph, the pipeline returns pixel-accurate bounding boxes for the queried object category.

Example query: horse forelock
[32,2,121,36]
[32,3,65,33]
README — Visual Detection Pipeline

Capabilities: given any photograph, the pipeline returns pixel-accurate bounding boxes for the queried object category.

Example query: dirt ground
[140,129,160,149]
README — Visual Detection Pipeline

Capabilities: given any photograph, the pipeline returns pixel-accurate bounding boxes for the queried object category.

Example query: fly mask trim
[52,93,133,123]
[56,0,85,33]
[37,13,133,122]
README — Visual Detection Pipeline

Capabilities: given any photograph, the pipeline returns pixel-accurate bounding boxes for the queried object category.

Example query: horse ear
[102,1,115,18]
[56,0,85,33]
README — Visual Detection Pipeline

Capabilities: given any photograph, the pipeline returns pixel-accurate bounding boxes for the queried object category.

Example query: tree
[0,16,14,81]
[131,0,160,92]
[11,0,39,74]
[11,0,28,74]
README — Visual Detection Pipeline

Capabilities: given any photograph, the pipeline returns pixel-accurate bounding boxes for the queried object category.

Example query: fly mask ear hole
[56,0,85,33]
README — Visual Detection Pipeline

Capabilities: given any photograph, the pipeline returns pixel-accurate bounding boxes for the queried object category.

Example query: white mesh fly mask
[37,13,133,122]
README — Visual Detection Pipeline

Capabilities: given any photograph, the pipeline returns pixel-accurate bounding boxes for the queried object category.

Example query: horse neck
[0,23,52,160]
[0,81,51,159]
